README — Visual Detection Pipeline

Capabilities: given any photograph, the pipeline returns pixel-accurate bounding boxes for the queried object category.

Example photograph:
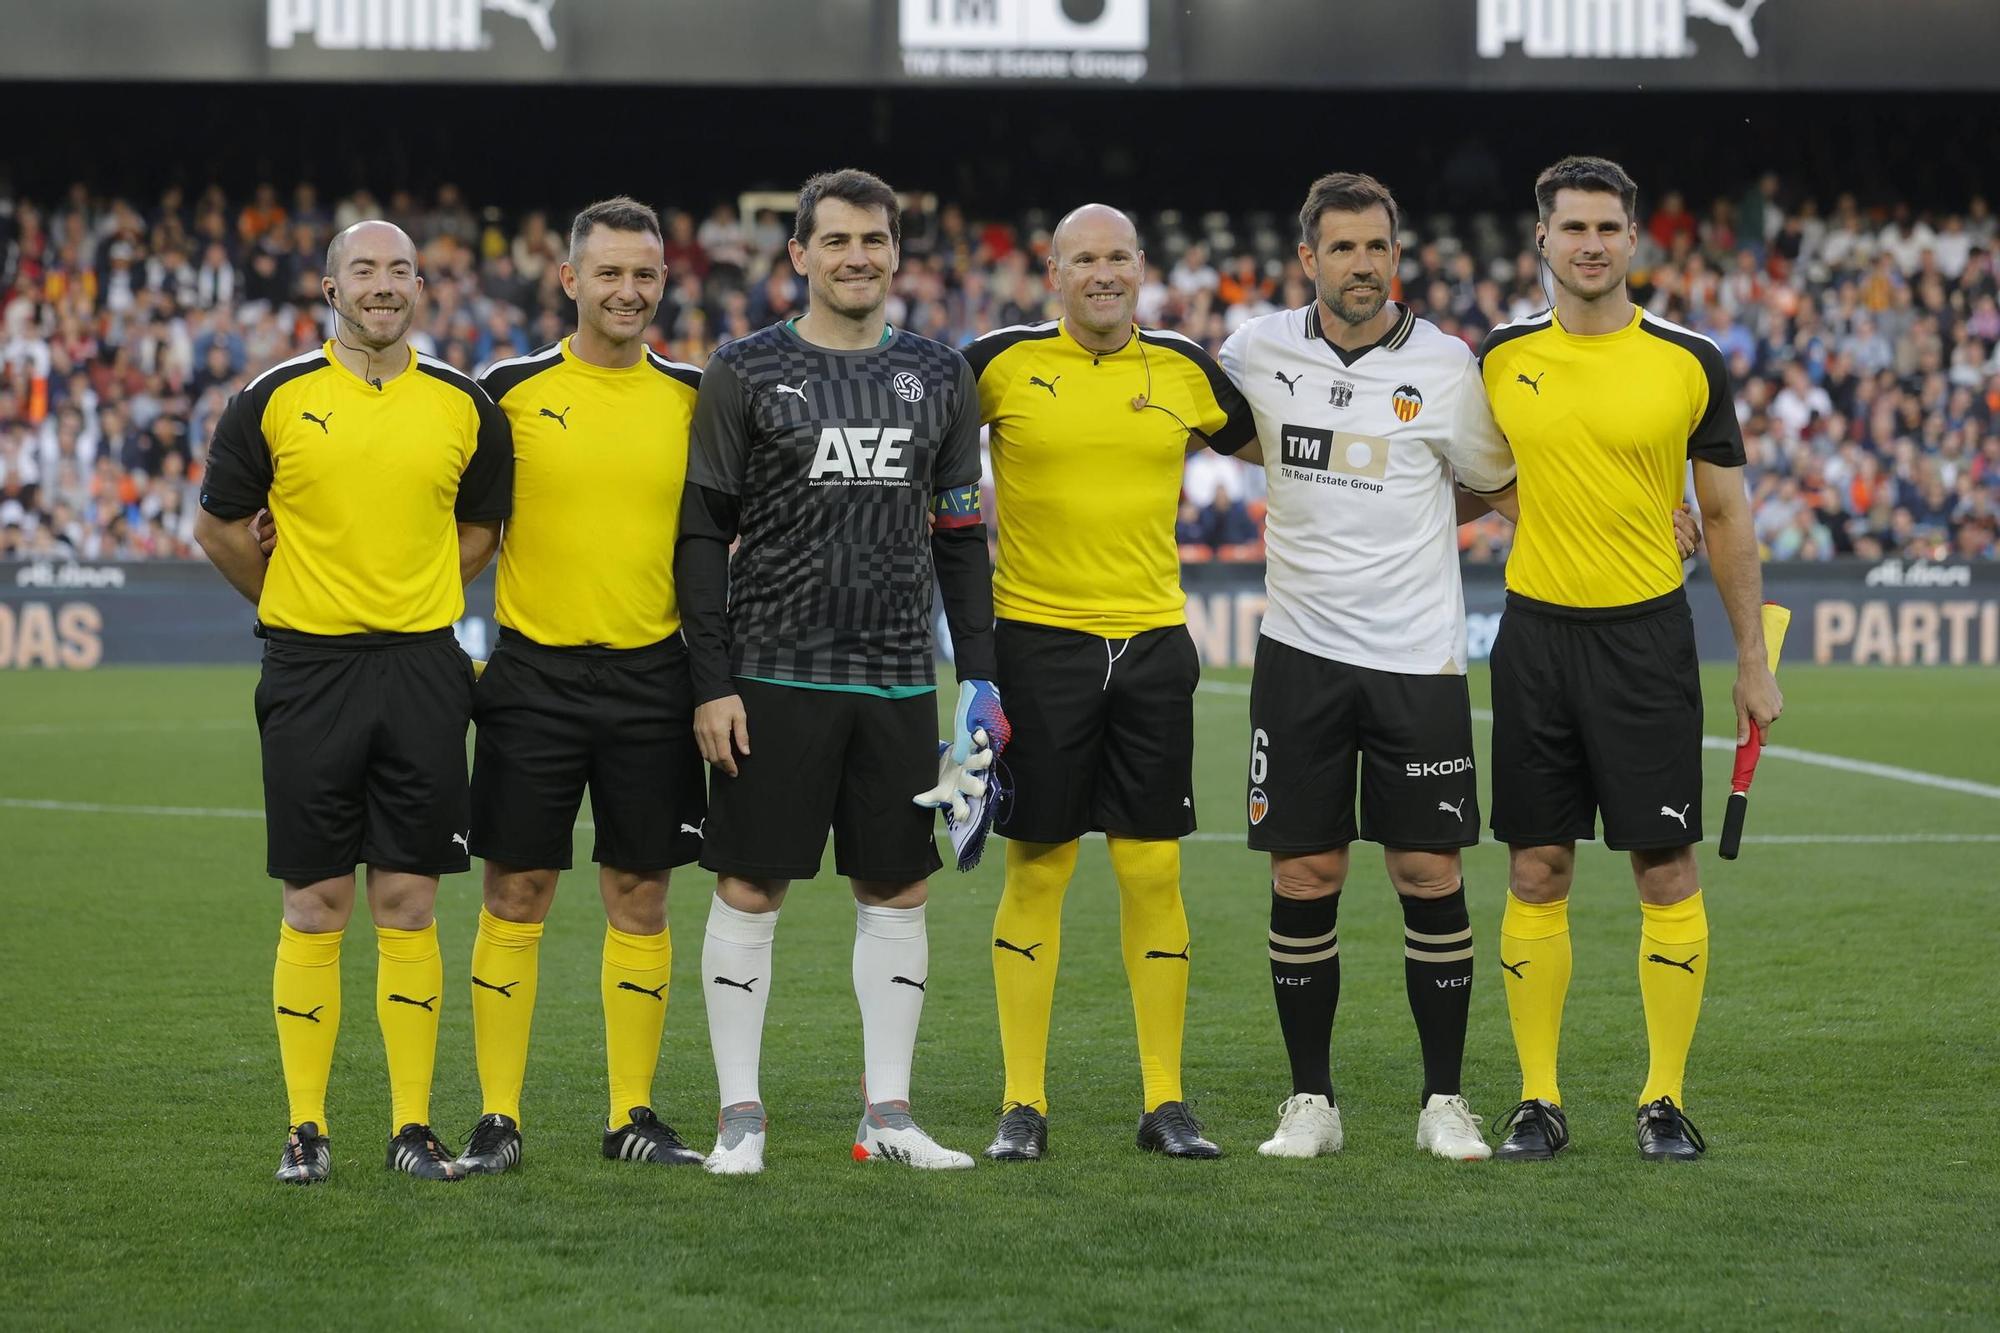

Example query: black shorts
[991,619,1200,844]
[1489,589,1704,851]
[702,677,943,883]
[470,629,706,872]
[1245,635,1480,854]
[255,626,475,882]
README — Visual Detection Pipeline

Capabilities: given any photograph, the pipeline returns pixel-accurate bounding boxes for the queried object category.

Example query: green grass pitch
[2,664,1996,1328]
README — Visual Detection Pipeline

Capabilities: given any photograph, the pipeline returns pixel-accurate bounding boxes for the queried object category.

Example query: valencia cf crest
[1248,787,1269,825]
[1329,380,1354,409]
[1391,384,1424,422]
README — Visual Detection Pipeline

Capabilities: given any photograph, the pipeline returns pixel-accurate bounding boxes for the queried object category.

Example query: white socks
[702,895,778,1109]
[852,902,928,1107]
[703,896,930,1111]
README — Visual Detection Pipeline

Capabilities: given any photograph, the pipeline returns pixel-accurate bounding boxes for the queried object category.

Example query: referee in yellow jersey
[1477,157,1783,1163]
[963,204,1255,1161]
[451,198,708,1175]
[195,220,512,1184]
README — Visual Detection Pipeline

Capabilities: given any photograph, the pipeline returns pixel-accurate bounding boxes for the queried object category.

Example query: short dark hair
[1534,156,1639,224]
[568,196,662,263]
[1299,173,1400,248]
[794,169,900,247]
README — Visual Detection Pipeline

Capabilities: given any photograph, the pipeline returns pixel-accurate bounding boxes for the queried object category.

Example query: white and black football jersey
[1219,303,1516,675]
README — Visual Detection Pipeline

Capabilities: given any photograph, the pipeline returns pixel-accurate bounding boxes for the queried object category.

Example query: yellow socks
[602,924,672,1129]
[1499,893,1572,1105]
[470,908,543,1126]
[992,838,1077,1114]
[376,923,443,1132]
[274,923,342,1133]
[1638,891,1709,1105]
[1109,837,1188,1113]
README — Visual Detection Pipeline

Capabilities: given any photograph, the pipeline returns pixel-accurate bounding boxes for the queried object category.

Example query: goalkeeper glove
[913,729,995,823]
[952,679,1011,764]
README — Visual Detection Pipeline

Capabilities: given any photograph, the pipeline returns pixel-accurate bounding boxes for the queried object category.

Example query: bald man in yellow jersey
[451,198,708,1176]
[1477,157,1784,1163]
[962,205,1255,1161]
[196,220,512,1184]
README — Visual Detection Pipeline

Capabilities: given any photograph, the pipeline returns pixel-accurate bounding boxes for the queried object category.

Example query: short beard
[1319,281,1386,328]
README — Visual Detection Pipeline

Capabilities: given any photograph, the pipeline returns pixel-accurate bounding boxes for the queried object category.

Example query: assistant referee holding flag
[1479,157,1782,1163]
[196,220,512,1184]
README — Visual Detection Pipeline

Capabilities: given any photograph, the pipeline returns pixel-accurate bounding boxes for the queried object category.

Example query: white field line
[0,797,1991,848]
[1195,683,2000,802]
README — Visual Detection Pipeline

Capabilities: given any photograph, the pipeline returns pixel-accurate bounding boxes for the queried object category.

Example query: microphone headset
[1121,331,1195,436]
[1534,232,1556,314]
[325,282,386,392]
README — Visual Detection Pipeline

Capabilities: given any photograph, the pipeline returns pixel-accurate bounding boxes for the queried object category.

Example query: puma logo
[712,976,757,992]
[1273,370,1301,395]
[890,975,926,991]
[300,410,333,433]
[1027,375,1060,397]
[451,832,469,852]
[1438,798,1467,822]
[993,938,1041,962]
[679,821,705,837]
[1144,944,1191,961]
[388,994,437,1011]
[472,976,518,998]
[773,380,808,402]
[1660,803,1691,828]
[618,980,668,1000]
[276,1004,324,1022]
[1516,372,1544,395]
[483,0,558,52]
[538,405,571,429]
[1500,959,1529,979]
[1646,953,1700,973]
[1686,0,1768,58]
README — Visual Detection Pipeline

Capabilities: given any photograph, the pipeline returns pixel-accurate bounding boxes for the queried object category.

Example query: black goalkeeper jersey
[685,321,983,689]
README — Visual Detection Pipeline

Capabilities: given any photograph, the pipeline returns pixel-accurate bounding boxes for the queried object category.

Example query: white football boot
[1257,1093,1344,1158]
[704,1101,767,1175]
[1415,1093,1493,1161]
[853,1100,975,1170]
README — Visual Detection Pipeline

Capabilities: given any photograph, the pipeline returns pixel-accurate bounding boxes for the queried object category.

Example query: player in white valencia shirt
[1219,173,1516,1163]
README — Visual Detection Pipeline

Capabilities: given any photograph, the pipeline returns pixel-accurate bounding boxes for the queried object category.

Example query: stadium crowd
[1,178,1996,564]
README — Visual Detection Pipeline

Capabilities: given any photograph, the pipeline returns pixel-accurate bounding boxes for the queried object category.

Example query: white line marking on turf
[1196,685,2000,801]
[0,797,264,819]
[1700,740,2000,801]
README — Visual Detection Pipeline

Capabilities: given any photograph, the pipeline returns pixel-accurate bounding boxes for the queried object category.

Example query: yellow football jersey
[963,320,1254,636]
[200,343,512,635]
[479,339,701,648]
[1480,308,1744,608]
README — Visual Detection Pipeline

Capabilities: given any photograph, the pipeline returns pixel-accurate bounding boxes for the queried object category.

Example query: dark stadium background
[6,82,1993,216]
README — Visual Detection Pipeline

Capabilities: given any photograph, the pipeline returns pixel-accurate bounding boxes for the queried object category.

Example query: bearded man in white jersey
[1219,172,1520,1162]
